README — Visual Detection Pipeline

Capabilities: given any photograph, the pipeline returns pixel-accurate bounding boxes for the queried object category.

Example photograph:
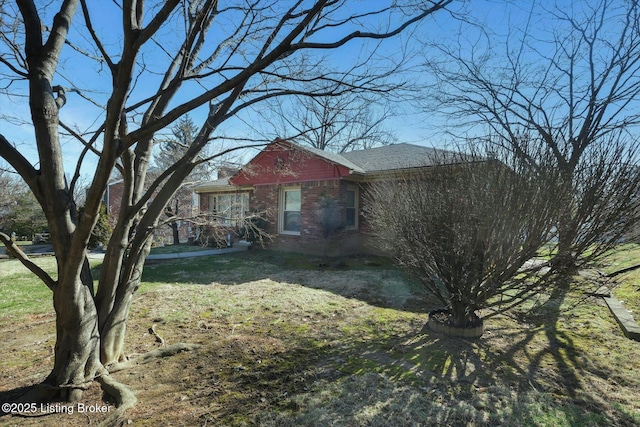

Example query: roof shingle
[341,143,462,172]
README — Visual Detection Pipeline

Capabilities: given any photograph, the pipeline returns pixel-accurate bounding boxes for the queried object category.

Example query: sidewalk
[3,242,251,261]
[86,241,251,261]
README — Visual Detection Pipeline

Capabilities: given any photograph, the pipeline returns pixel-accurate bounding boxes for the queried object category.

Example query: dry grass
[601,244,640,317]
[1,250,640,426]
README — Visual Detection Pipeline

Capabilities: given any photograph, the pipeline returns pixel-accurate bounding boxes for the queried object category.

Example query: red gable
[230,140,353,186]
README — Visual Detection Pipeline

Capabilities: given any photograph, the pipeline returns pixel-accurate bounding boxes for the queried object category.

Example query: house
[104,178,194,245]
[193,139,464,255]
[104,179,125,223]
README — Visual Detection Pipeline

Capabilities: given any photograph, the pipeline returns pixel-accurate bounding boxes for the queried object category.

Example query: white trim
[278,186,301,235]
[207,192,250,226]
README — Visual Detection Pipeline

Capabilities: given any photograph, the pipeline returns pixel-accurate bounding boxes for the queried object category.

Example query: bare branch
[0,134,42,200]
[79,0,115,70]
[426,0,640,272]
[292,1,452,50]
[365,143,560,326]
[0,231,56,290]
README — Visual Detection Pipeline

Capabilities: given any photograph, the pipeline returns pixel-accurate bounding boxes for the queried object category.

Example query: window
[208,193,249,226]
[345,187,358,229]
[280,187,301,234]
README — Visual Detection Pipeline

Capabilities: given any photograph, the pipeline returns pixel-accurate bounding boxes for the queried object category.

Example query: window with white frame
[345,186,358,229]
[208,193,249,226]
[279,187,301,234]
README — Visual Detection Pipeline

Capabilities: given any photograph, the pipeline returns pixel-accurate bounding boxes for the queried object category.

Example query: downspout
[106,183,110,215]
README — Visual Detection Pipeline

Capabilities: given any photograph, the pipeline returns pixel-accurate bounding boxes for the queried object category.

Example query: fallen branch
[107,343,202,373]
[606,263,640,278]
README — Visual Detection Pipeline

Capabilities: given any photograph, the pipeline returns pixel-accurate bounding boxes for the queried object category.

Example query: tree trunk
[99,292,135,366]
[450,301,472,328]
[46,265,103,402]
[550,170,578,277]
[171,222,180,245]
[552,215,578,277]
[98,234,153,366]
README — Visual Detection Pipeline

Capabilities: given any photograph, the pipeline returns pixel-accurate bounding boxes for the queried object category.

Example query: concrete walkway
[87,241,251,261]
[2,242,250,261]
[146,243,249,260]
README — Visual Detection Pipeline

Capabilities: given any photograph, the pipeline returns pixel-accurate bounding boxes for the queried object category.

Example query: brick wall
[251,184,280,236]
[106,181,124,224]
[250,180,371,255]
[301,179,341,242]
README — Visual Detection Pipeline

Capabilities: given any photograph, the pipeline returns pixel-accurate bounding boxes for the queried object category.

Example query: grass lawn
[1,249,640,426]
[0,240,33,246]
[601,244,640,316]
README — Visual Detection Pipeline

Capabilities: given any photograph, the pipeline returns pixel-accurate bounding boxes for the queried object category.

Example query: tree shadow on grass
[332,323,637,426]
[149,322,637,426]
[98,252,640,425]
[476,282,640,426]
[521,285,582,396]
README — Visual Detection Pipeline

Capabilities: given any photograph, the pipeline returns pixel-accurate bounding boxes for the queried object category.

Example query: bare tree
[364,144,559,329]
[0,0,451,418]
[257,81,396,152]
[426,0,640,274]
[0,164,24,220]
[0,165,48,239]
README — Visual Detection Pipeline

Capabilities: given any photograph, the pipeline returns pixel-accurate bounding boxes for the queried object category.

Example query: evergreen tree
[153,115,210,244]
[156,115,197,170]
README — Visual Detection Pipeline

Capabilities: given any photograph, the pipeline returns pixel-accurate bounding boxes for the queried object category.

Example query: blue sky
[1,0,638,179]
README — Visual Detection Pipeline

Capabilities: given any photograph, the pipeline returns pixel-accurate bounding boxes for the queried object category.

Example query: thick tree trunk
[549,170,578,276]
[98,231,154,366]
[450,300,473,328]
[46,264,103,401]
[100,294,134,366]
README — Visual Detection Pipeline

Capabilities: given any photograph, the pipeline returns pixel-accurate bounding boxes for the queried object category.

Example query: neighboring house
[194,139,465,255]
[104,179,193,245]
[104,179,125,224]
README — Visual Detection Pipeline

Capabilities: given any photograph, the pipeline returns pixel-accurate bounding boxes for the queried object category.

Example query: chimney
[218,166,238,179]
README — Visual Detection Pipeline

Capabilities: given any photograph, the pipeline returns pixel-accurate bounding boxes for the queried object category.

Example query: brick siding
[249,179,371,255]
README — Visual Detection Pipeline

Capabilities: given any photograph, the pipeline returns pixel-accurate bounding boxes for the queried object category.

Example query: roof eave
[347,160,489,182]
[193,184,253,194]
